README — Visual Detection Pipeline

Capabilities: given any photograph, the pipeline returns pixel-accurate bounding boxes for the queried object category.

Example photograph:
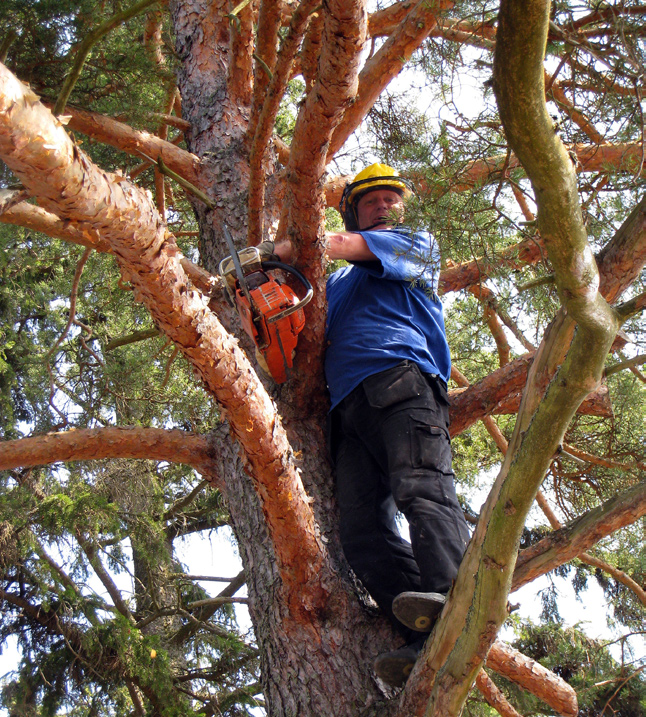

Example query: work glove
[257,241,280,262]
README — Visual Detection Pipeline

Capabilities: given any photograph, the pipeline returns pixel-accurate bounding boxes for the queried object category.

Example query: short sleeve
[357,229,440,293]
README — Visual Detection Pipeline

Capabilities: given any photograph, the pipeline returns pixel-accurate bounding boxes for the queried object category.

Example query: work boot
[373,640,423,688]
[392,591,446,632]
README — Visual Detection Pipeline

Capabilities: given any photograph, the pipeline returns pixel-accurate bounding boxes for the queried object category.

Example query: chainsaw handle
[261,260,313,323]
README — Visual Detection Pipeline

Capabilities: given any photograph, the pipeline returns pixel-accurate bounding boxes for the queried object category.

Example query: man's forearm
[272,232,377,263]
[325,231,376,261]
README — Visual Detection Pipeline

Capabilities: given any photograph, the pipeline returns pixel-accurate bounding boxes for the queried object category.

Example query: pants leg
[334,426,421,635]
[331,362,470,634]
[383,406,470,594]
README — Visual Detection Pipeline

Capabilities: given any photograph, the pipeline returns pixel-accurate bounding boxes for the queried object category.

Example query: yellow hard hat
[339,163,414,230]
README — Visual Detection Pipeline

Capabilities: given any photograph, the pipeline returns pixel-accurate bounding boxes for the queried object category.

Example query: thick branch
[227,0,256,107]
[247,0,283,141]
[537,491,646,606]
[1,201,112,250]
[597,194,646,305]
[486,642,577,717]
[512,480,646,591]
[0,426,221,482]
[327,0,449,159]
[0,65,331,617]
[247,0,320,242]
[475,670,522,717]
[277,0,368,412]
[45,103,201,186]
[0,201,219,297]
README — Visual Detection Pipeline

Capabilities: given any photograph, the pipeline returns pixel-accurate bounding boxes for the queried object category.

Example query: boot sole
[392,591,446,632]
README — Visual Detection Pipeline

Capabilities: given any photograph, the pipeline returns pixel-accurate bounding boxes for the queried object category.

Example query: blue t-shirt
[325,228,450,409]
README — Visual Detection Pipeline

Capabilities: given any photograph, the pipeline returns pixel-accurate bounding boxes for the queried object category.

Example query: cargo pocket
[409,413,453,476]
[362,361,428,409]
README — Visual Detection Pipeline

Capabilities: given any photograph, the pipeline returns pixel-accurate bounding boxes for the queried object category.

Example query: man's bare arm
[325,231,377,261]
[273,232,377,264]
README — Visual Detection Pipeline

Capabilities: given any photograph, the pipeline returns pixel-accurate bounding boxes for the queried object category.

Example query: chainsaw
[219,226,313,383]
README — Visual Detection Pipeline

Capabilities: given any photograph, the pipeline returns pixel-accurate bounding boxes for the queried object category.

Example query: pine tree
[0,0,644,714]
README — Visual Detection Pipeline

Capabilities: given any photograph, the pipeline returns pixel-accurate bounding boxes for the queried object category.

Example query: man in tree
[278,164,471,687]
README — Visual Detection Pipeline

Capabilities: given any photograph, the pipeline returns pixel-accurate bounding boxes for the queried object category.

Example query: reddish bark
[0,64,331,616]
[475,670,522,717]
[0,427,222,484]
[247,0,321,242]
[486,642,578,717]
[227,0,256,107]
[247,0,283,141]
[327,0,450,159]
[46,103,202,185]
[277,0,368,413]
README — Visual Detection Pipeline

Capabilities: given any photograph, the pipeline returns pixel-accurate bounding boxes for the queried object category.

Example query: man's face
[356,188,404,231]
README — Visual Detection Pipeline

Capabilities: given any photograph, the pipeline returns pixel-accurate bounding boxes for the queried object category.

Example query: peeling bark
[0,426,222,483]
[0,62,330,618]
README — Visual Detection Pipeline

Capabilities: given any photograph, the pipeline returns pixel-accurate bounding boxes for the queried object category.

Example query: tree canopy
[0,0,644,715]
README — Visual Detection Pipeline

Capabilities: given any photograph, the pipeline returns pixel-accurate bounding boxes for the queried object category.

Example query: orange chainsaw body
[234,271,306,383]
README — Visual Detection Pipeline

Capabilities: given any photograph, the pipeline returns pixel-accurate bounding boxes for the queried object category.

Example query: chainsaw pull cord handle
[260,260,313,323]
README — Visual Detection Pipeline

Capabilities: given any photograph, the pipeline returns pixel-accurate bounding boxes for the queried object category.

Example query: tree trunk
[170,2,402,713]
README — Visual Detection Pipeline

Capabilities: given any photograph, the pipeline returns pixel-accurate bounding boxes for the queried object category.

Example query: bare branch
[164,478,210,520]
[513,480,646,591]
[0,426,221,481]
[46,247,92,359]
[44,102,202,185]
[475,670,522,717]
[486,642,578,717]
[605,352,646,378]
[77,533,136,622]
[173,569,246,644]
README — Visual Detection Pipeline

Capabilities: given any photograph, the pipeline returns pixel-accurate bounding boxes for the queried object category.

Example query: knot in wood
[483,555,506,572]
[503,499,516,515]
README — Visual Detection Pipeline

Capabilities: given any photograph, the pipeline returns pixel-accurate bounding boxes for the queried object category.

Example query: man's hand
[257,241,280,262]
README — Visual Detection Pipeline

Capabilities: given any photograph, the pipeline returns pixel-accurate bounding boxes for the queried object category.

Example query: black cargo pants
[329,361,470,640]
